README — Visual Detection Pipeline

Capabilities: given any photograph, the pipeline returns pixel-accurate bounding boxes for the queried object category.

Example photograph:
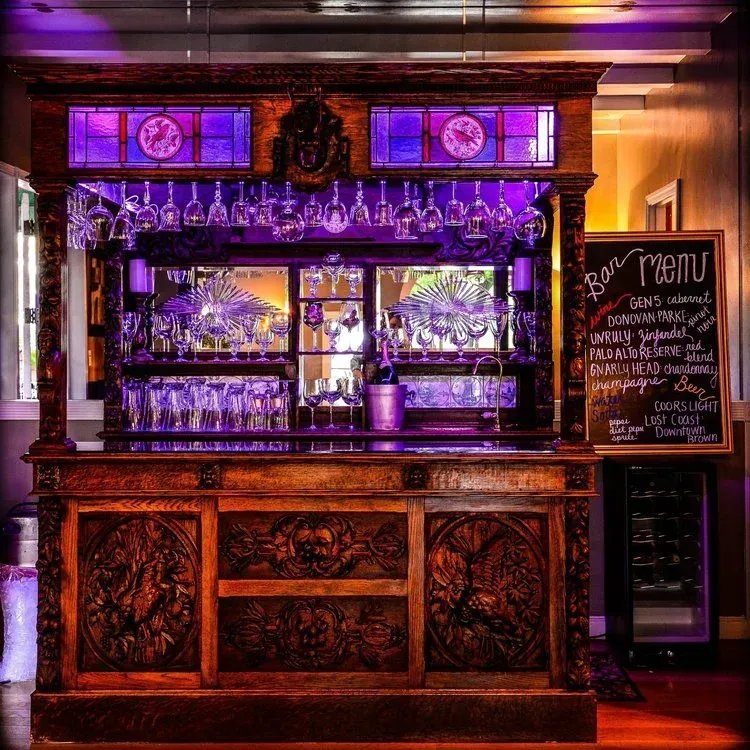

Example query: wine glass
[387,326,405,361]
[412,182,423,213]
[110,181,135,243]
[184,181,206,227]
[304,193,324,228]
[231,181,251,227]
[303,379,323,430]
[205,313,229,361]
[122,311,141,363]
[270,311,291,362]
[467,319,489,360]
[206,181,229,227]
[373,179,393,227]
[323,318,341,352]
[464,180,491,238]
[255,318,274,361]
[416,328,433,360]
[153,313,174,356]
[323,180,348,234]
[187,314,207,361]
[369,318,390,360]
[303,266,324,298]
[158,181,181,232]
[272,181,305,242]
[491,179,513,233]
[318,377,342,430]
[444,180,464,226]
[241,316,259,359]
[303,302,324,352]
[349,180,370,226]
[344,267,362,299]
[340,378,363,431]
[338,301,360,351]
[135,181,158,233]
[226,324,245,361]
[489,310,510,355]
[450,328,469,362]
[171,320,192,362]
[87,181,114,242]
[255,181,273,227]
[419,180,443,233]
[393,180,420,240]
[521,311,537,359]
[513,180,547,246]
[246,184,259,223]
[323,252,345,297]
[430,319,450,361]
[402,314,416,360]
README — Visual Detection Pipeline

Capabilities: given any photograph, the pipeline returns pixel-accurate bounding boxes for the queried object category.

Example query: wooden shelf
[123,359,294,376]
[299,296,364,302]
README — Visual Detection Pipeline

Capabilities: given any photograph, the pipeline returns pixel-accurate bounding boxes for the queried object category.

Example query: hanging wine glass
[230,181,251,227]
[419,180,444,233]
[323,253,345,297]
[512,180,547,245]
[87,181,114,242]
[373,179,393,227]
[303,266,324,298]
[184,181,206,226]
[135,181,158,233]
[267,184,281,213]
[323,180,348,234]
[246,184,259,223]
[270,311,291,362]
[304,193,324,228]
[412,182,423,213]
[393,180,420,240]
[255,181,273,227]
[303,302,325,352]
[206,181,230,228]
[272,181,305,242]
[110,181,135,243]
[158,181,181,232]
[464,180,491,239]
[444,180,464,227]
[349,180,371,226]
[491,179,514,233]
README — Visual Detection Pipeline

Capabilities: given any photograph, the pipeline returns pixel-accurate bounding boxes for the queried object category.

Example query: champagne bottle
[374,339,399,385]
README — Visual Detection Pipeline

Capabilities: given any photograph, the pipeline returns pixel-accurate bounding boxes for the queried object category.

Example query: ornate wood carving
[138,228,231,265]
[220,514,406,578]
[534,252,554,427]
[426,514,547,670]
[37,464,61,492]
[565,464,593,491]
[80,516,199,671]
[403,464,428,491]
[198,463,221,489]
[36,497,64,690]
[436,226,513,263]
[103,245,124,431]
[565,498,590,690]
[220,597,406,672]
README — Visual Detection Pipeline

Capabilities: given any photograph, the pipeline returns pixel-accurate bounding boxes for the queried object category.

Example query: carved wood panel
[426,513,548,671]
[78,514,200,671]
[219,512,407,579]
[219,597,407,672]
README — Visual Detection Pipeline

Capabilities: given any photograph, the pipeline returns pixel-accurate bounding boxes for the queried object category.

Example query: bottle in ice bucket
[374,339,399,385]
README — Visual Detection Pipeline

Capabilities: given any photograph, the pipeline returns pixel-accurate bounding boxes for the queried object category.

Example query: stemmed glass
[110,181,135,243]
[393,180,420,240]
[246,184,259,223]
[412,182,423,213]
[206,181,230,227]
[491,180,513,233]
[241,317,259,359]
[255,181,273,227]
[87,181,114,242]
[158,181,181,232]
[135,181,158,233]
[323,253,345,297]
[171,320,192,362]
[304,193,324,228]
[513,180,547,245]
[373,179,393,227]
[303,302,324,352]
[464,180,491,238]
[467,319,489,359]
[344,267,362,298]
[255,318,274,361]
[205,313,229,362]
[402,314,416,360]
[187,314,206,361]
[521,311,537,359]
[338,302,360,351]
[323,318,341,352]
[323,180,348,234]
[430,319,450,361]
[230,181,251,227]
[303,380,323,430]
[349,180,371,226]
[184,181,206,227]
[444,180,464,226]
[272,181,305,242]
[489,310,510,355]
[153,313,174,356]
[369,316,390,360]
[419,181,443,232]
[226,324,245,361]
[416,328,433,360]
[122,312,141,363]
[388,326,405,361]
[303,266,324,298]
[318,377,342,430]
[450,329,469,362]
[340,378,363,431]
[270,311,291,362]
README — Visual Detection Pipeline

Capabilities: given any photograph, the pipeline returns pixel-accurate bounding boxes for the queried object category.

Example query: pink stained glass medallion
[136,114,184,161]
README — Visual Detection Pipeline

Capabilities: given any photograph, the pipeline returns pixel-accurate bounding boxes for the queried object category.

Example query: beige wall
[587,133,619,233]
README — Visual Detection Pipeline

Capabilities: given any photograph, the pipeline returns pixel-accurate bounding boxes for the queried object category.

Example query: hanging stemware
[255,181,273,227]
[444,180,464,227]
[272,181,305,242]
[246,184,259,223]
[464,180,491,239]
[412,182,423,213]
[419,180,444,233]
[158,181,181,232]
[230,181,251,227]
[349,180,371,226]
[491,179,514,234]
[393,180,420,240]
[373,179,393,227]
[87,181,115,242]
[512,180,547,245]
[323,180,348,234]
[206,181,230,228]
[110,181,135,243]
[135,181,159,233]
[304,193,324,228]
[184,181,206,226]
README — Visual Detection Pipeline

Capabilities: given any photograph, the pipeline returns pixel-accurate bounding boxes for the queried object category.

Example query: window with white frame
[16,180,38,400]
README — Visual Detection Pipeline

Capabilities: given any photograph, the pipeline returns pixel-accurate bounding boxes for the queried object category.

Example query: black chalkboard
[584,232,731,454]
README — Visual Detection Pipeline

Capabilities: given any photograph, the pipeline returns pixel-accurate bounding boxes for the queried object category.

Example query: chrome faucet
[473,354,504,431]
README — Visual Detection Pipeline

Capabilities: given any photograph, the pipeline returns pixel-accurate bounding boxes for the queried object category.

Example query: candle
[513,257,533,292]
[128,258,153,294]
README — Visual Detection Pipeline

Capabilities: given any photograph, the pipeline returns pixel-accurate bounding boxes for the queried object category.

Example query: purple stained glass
[390,111,423,137]
[504,136,537,163]
[201,137,233,163]
[86,137,119,162]
[504,111,537,137]
[87,113,119,136]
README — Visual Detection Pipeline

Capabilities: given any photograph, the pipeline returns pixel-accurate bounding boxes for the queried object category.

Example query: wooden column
[29,180,75,454]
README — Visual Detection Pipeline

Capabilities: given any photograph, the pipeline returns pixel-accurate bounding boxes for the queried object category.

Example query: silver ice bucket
[364,384,408,431]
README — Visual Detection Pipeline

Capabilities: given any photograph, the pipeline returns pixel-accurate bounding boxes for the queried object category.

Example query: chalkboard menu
[584,232,731,455]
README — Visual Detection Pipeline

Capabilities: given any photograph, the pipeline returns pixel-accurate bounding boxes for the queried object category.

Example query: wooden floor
[2,645,748,750]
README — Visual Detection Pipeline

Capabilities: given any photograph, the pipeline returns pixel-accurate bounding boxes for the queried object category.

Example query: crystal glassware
[491,179,513,233]
[318,377,342,430]
[171,321,192,361]
[122,378,143,431]
[340,378,363,431]
[153,312,174,356]
[226,325,245,361]
[135,181,158,233]
[230,181,251,227]
[110,181,135,243]
[416,327,433,360]
[87,181,114,242]
[323,180,348,234]
[444,180,464,226]
[187,314,206,361]
[225,383,247,432]
[513,180,547,246]
[402,314,416,360]
[369,316,390,361]
[303,302,324,352]
[184,181,206,226]
[255,181,273,227]
[270,311,291,362]
[158,181,181,232]
[304,193,324,228]
[162,383,186,431]
[412,182,423,213]
[142,380,164,432]
[373,179,393,227]
[303,266,324,298]
[205,312,229,362]
[343,267,362,298]
[393,180,420,240]
[521,311,537,359]
[387,326,405,361]
[206,181,230,227]
[338,302,360,351]
[167,268,194,286]
[184,377,206,430]
[349,180,371,226]
[241,317,259,359]
[122,311,141,363]
[430,319,450,362]
[272,181,305,242]
[450,328,469,362]
[467,319,489,359]
[246,184,259,223]
[465,180,491,238]
[419,180,444,233]
[489,310,510,355]
[323,252,345,297]
[202,381,226,431]
[254,318,274,361]
[323,318,341,352]
[303,379,323,431]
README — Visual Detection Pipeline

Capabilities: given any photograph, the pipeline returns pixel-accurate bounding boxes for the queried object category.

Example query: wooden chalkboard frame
[584,231,732,456]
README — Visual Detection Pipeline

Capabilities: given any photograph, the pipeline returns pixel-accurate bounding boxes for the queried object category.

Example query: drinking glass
[187,314,207,360]
[402,314,416,360]
[205,313,229,361]
[270,311,291,362]
[369,320,390,360]
[171,321,192,361]
[323,252,345,297]
[226,325,245,361]
[162,383,186,431]
[272,181,305,242]
[303,302,324,352]
[344,267,362,298]
[142,380,164,432]
[255,181,273,227]
[323,318,341,352]
[110,181,135,243]
[387,326,405,361]
[419,180,443,233]
[304,193,324,228]
[267,184,281,212]
[270,383,290,431]
[87,181,114,242]
[202,382,226,431]
[512,180,547,246]
[349,180,371,226]
[241,317,259,359]
[122,311,141,363]
[489,310,510,355]
[303,266,324,298]
[464,180,491,238]
[167,268,194,286]
[303,379,323,430]
[373,179,393,226]
[206,181,230,228]
[338,302,360,351]
[184,181,206,226]
[318,377,342,430]
[322,180,348,234]
[521,311,537,359]
[444,180,464,226]
[450,328,469,361]
[393,180,420,240]
[158,181,181,232]
[340,378,363,431]
[416,328,433,360]
[153,313,174,356]
[491,179,513,233]
[135,181,159,233]
[430,319,450,362]
[246,183,259,223]
[412,182,423,213]
[184,377,206,430]
[122,379,143,431]
[230,181,251,227]
[467,319,489,359]
[255,319,274,361]
[225,383,247,432]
